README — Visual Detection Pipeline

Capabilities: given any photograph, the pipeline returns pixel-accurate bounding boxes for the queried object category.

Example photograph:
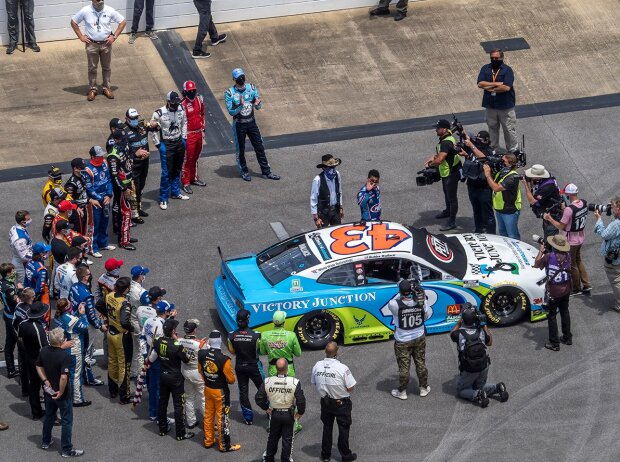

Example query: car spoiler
[217,246,243,293]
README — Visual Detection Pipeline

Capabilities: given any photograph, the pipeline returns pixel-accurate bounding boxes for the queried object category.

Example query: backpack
[459,328,489,372]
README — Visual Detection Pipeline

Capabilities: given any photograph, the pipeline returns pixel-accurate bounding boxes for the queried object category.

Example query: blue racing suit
[69,281,102,385]
[24,259,49,302]
[83,161,113,253]
[357,185,382,221]
[54,311,89,403]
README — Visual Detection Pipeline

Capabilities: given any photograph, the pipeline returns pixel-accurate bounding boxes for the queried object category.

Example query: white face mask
[23,219,33,227]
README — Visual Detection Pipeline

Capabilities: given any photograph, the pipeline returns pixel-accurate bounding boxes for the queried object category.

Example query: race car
[214,221,547,349]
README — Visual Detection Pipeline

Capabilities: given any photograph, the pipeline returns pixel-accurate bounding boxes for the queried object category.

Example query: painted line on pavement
[270,222,290,241]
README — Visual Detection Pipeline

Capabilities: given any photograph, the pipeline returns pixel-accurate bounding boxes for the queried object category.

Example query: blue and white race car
[215,221,547,349]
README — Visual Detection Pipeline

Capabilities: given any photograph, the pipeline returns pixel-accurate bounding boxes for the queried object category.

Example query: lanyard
[491,68,500,82]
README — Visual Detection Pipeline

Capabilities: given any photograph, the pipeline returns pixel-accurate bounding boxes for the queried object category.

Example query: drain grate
[480,37,530,53]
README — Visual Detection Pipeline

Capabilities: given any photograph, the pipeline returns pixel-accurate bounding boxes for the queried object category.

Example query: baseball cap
[48,166,62,180]
[49,187,67,201]
[126,108,139,119]
[434,119,451,129]
[183,318,200,334]
[166,91,181,104]
[564,183,578,194]
[236,309,250,324]
[163,318,179,336]
[156,300,175,314]
[130,265,150,278]
[209,330,222,349]
[89,146,106,158]
[104,258,124,272]
[148,286,166,300]
[71,158,86,169]
[33,242,51,255]
[273,310,286,325]
[109,117,126,130]
[112,128,125,140]
[399,279,414,295]
[71,235,87,247]
[58,200,77,212]
[232,68,245,79]
[55,221,74,232]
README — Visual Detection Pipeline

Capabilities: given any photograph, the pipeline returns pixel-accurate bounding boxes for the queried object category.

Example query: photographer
[543,183,592,295]
[459,130,498,233]
[534,235,573,351]
[523,164,562,238]
[450,304,508,407]
[483,153,521,239]
[425,119,462,231]
[387,279,431,400]
[593,197,620,312]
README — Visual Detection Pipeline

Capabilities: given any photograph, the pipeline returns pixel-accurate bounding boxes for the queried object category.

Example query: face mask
[110,268,121,277]
[128,118,139,128]
[235,76,246,86]
[491,58,503,69]
[61,229,70,236]
[93,0,104,11]
[168,103,179,112]
[6,272,16,284]
[324,167,337,180]
[67,211,73,218]
[87,275,93,284]
[91,157,104,167]
[23,219,33,227]
[185,90,197,100]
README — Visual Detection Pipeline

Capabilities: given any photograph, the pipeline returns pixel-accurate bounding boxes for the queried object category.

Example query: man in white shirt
[311,155,344,229]
[311,342,357,462]
[53,247,81,300]
[387,279,432,400]
[70,0,127,101]
[9,210,33,284]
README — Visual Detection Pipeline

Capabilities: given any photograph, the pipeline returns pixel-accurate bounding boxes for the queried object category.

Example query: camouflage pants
[394,336,428,392]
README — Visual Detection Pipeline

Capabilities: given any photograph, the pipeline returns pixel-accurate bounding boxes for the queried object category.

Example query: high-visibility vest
[436,135,461,178]
[492,170,521,212]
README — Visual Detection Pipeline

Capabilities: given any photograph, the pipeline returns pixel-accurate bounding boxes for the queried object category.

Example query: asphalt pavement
[0,106,619,461]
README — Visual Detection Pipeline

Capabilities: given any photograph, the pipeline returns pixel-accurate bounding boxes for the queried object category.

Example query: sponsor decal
[309,232,332,261]
[249,292,377,313]
[463,279,479,288]
[469,262,519,277]
[461,233,502,262]
[446,304,462,315]
[426,235,454,262]
[353,313,367,327]
[290,279,303,293]
[446,314,461,322]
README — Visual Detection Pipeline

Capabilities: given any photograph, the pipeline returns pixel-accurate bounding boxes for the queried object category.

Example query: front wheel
[482,286,529,326]
[295,310,342,350]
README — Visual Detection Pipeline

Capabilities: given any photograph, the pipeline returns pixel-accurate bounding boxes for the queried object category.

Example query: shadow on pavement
[62,85,119,96]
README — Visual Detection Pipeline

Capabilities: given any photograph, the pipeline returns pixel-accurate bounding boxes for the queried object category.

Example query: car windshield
[257,236,320,285]
[406,226,468,280]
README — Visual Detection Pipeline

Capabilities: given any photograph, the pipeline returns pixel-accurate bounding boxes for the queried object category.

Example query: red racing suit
[181,95,205,186]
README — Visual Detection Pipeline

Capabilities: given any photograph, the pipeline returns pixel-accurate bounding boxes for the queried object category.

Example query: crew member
[181,80,207,194]
[256,358,306,462]
[387,279,431,400]
[65,157,93,238]
[191,0,226,58]
[42,188,67,243]
[311,342,357,462]
[128,0,158,44]
[105,276,133,403]
[146,318,195,440]
[483,153,521,239]
[425,119,461,231]
[83,146,114,258]
[1,263,21,378]
[42,167,65,207]
[9,210,33,284]
[311,154,343,228]
[24,243,51,323]
[228,309,264,425]
[224,68,280,182]
[369,0,408,21]
[6,0,38,54]
[543,183,591,295]
[124,108,155,220]
[534,235,573,351]
[178,319,207,429]
[594,197,620,312]
[357,169,381,222]
[198,330,240,452]
[450,304,509,407]
[523,164,562,238]
[151,91,190,210]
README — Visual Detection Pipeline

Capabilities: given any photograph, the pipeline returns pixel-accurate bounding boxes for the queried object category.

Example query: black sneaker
[182,185,193,195]
[61,449,84,458]
[7,370,19,378]
[496,383,509,402]
[28,43,41,52]
[343,454,358,462]
[581,286,592,295]
[160,424,171,436]
[544,342,560,352]
[211,34,227,46]
[477,390,489,408]
[138,209,149,217]
[241,173,252,182]
[369,7,390,15]
[73,400,92,407]
[560,336,572,346]
[569,290,582,297]
[394,11,407,21]
[177,432,195,441]
[129,237,139,243]
[191,179,207,187]
[41,438,53,450]
[132,217,144,225]
[262,173,281,180]
[120,244,136,251]
[192,50,211,59]
[435,210,449,219]
[6,44,16,54]
[440,222,457,232]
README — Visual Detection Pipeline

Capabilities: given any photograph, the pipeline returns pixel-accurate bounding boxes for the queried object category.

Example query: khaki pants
[86,41,113,88]
[569,244,591,291]
[604,263,620,312]
[485,107,519,152]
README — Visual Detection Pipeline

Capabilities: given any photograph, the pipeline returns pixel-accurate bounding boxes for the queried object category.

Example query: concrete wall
[0,0,380,46]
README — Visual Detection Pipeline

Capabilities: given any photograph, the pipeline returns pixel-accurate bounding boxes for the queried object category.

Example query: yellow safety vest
[492,170,521,212]
[436,135,461,178]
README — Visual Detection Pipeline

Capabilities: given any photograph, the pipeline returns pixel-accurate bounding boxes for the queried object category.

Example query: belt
[187,129,203,134]
[163,137,182,143]
[234,117,255,124]
[323,396,350,405]
[89,39,109,44]
[272,408,293,413]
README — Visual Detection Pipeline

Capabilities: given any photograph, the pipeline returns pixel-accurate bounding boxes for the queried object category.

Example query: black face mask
[235,75,246,86]
[491,59,503,69]
[168,103,179,112]
[185,90,196,100]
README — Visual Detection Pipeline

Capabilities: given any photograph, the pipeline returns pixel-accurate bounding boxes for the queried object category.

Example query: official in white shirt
[311,342,357,462]
[70,0,126,101]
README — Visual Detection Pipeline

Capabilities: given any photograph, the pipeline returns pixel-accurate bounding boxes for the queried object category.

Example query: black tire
[482,286,529,326]
[295,310,342,350]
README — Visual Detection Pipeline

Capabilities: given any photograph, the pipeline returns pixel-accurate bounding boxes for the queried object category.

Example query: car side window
[364,259,401,285]
[415,263,442,281]
[318,263,359,287]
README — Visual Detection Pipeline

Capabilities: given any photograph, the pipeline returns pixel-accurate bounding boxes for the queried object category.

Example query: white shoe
[86,259,94,265]
[102,245,116,251]
[150,416,174,425]
[171,194,190,200]
[391,389,407,400]
[90,252,103,258]
[159,201,168,210]
[419,386,431,397]
[86,358,96,367]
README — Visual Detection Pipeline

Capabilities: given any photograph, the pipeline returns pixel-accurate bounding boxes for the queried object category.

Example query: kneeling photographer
[593,197,620,312]
[450,304,509,408]
[459,130,502,233]
[534,235,573,351]
[424,119,462,232]
[523,164,562,238]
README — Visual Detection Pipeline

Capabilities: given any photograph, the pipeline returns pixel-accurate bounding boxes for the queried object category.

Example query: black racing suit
[1,276,20,374]
[125,122,156,214]
[228,328,264,423]
[65,173,90,235]
[107,143,134,246]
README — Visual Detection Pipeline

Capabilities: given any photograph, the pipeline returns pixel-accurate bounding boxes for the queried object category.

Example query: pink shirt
[560,200,585,246]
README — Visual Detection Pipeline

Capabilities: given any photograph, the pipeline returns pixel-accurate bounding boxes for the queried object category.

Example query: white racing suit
[128,281,149,375]
[178,335,207,427]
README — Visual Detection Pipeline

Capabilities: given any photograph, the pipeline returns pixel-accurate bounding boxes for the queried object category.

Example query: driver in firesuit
[42,166,65,207]
[259,310,302,433]
[178,319,207,430]
[24,242,51,325]
[181,80,207,195]
[198,330,240,452]
[83,146,114,258]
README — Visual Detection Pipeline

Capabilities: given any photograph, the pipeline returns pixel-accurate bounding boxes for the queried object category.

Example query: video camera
[606,247,620,264]
[588,202,612,216]
[416,167,441,186]
[462,303,487,327]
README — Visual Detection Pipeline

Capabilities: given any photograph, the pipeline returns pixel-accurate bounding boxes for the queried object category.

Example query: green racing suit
[259,327,301,377]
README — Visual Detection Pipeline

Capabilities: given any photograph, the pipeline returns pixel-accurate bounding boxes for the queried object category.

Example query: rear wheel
[295,310,342,350]
[482,286,529,326]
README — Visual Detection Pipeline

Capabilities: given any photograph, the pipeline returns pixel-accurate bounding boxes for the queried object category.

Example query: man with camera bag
[534,235,573,351]
[425,119,462,232]
[483,153,521,239]
[459,130,498,234]
[594,197,620,312]
[523,164,562,238]
[388,279,431,400]
[450,305,508,407]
